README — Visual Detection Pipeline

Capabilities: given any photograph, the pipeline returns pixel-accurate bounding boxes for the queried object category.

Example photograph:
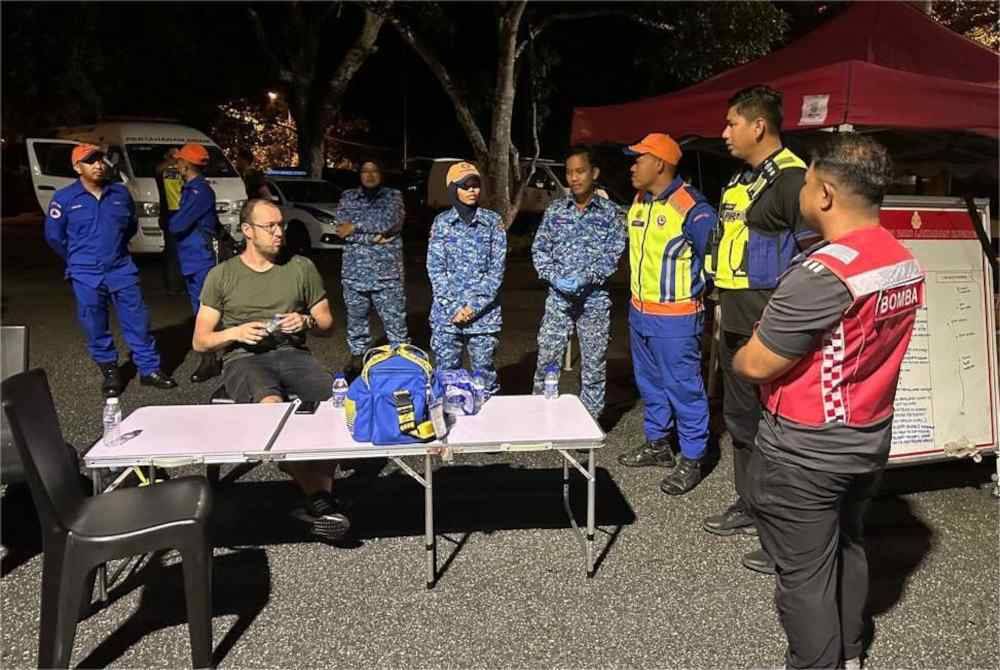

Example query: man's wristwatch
[303,314,316,331]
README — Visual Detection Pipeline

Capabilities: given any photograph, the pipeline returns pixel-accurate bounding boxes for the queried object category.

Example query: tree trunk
[483,1,527,228]
[290,86,325,178]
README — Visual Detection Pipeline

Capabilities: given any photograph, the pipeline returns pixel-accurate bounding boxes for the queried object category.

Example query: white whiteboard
[882,198,999,464]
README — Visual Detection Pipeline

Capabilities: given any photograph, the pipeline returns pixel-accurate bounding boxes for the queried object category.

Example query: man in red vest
[733,134,924,670]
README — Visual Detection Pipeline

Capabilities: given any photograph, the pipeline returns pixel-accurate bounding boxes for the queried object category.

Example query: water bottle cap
[334,372,345,379]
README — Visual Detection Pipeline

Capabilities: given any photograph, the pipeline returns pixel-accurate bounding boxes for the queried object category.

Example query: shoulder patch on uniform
[812,243,859,265]
[666,187,696,216]
[48,202,62,219]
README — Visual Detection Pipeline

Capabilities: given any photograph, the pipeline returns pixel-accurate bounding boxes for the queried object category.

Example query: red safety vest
[761,225,925,428]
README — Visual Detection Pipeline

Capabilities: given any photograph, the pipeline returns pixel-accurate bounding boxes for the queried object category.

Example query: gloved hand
[554,277,580,295]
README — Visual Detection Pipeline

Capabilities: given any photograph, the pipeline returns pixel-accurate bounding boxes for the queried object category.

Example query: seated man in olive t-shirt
[193,199,349,542]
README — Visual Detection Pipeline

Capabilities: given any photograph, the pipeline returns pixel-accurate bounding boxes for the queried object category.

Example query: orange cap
[71,144,102,165]
[625,133,682,166]
[445,161,480,186]
[175,143,210,166]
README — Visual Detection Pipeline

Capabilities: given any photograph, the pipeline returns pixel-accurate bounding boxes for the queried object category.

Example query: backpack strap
[392,389,436,440]
[360,345,395,385]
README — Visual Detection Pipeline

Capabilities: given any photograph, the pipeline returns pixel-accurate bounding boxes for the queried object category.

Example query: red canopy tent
[570,2,1000,144]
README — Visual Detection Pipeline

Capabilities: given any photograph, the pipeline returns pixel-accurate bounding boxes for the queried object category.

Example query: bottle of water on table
[331,372,348,408]
[471,371,487,414]
[103,397,122,447]
[544,363,559,399]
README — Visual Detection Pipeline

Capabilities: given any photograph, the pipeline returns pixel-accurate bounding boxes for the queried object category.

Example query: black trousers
[746,441,882,669]
[720,330,761,509]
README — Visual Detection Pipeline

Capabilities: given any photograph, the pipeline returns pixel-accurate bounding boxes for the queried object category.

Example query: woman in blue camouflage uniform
[426,162,507,394]
[334,160,409,374]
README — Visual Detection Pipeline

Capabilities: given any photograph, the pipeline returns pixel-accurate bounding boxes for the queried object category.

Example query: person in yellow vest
[155,148,186,295]
[702,85,809,575]
[617,133,717,495]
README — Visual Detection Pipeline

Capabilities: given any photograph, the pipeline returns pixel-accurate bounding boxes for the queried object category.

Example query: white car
[264,171,344,254]
[27,120,247,254]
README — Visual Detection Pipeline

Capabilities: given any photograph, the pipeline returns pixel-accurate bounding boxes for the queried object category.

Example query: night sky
[1,2,847,161]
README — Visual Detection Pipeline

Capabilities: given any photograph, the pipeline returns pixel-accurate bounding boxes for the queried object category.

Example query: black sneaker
[617,436,675,468]
[742,547,776,575]
[659,456,703,495]
[702,500,757,536]
[305,492,351,542]
[99,362,124,398]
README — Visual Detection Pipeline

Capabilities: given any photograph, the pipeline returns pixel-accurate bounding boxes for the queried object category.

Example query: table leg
[587,450,596,578]
[92,470,108,601]
[425,453,435,589]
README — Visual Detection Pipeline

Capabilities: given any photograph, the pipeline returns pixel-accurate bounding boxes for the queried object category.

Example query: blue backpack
[344,345,443,445]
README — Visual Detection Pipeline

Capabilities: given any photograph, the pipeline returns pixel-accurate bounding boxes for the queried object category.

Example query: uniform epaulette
[666,186,696,218]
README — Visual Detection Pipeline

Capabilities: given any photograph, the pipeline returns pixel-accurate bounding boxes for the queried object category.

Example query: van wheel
[285,221,311,257]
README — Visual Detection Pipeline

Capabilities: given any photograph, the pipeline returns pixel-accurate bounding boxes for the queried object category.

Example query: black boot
[742,547,776,575]
[139,370,178,389]
[660,456,703,495]
[344,354,364,382]
[617,436,675,468]
[190,352,220,384]
[98,362,123,398]
[703,499,758,536]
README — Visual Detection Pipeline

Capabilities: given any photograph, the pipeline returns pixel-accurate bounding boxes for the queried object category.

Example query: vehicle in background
[416,157,569,214]
[26,120,247,254]
[263,169,344,255]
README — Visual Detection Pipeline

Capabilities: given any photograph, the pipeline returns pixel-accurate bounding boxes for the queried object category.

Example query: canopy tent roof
[570,2,1000,143]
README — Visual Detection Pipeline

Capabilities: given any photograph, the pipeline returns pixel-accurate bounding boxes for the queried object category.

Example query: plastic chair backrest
[1,369,84,535]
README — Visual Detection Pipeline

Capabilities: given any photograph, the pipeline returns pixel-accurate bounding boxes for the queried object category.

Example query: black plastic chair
[2,369,215,669]
[2,324,30,485]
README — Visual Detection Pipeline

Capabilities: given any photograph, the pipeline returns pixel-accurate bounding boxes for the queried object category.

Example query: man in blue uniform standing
[334,159,408,375]
[169,143,221,383]
[427,162,507,394]
[616,134,717,495]
[532,146,626,421]
[44,144,177,397]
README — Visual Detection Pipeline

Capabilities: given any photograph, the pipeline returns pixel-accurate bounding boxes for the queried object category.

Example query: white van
[27,120,248,254]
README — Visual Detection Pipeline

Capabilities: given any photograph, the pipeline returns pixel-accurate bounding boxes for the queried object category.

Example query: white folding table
[85,395,605,588]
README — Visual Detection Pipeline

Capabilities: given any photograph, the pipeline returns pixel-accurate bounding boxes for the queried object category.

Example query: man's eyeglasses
[247,222,286,235]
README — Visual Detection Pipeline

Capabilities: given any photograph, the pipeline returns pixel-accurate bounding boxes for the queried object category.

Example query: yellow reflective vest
[628,184,706,316]
[710,147,806,290]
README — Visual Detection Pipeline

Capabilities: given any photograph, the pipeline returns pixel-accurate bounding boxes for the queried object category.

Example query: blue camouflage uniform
[44,181,162,375]
[335,187,409,355]
[532,195,626,418]
[168,174,219,313]
[427,207,506,394]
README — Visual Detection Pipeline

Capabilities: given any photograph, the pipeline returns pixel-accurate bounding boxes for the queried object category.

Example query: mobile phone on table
[295,400,321,414]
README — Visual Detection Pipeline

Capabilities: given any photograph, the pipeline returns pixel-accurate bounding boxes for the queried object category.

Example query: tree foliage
[931,0,999,50]
[390,1,792,226]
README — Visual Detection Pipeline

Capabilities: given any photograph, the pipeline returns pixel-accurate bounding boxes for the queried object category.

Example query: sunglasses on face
[458,179,481,190]
[78,155,105,165]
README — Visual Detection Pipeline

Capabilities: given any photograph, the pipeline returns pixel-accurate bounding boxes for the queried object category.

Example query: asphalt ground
[1,220,998,669]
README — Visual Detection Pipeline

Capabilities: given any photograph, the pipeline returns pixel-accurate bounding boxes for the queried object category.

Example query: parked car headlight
[137,201,160,217]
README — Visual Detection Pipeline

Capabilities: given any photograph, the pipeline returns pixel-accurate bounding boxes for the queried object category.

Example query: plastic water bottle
[102,397,122,448]
[331,373,348,408]
[471,371,487,413]
[544,363,559,400]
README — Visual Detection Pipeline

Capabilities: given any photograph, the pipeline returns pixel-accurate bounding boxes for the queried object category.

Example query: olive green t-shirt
[200,254,327,362]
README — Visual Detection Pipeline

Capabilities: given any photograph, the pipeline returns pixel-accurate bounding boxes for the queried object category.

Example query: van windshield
[126,143,238,179]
